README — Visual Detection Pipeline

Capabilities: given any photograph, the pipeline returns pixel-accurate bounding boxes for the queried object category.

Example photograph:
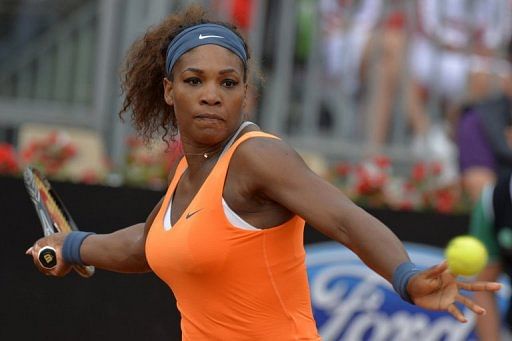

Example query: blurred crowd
[1,0,512,210]
[312,0,512,206]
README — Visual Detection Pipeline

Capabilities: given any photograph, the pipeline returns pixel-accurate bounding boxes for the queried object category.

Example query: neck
[183,146,222,159]
[182,120,247,161]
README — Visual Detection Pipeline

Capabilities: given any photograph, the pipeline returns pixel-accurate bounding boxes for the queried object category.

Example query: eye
[185,77,201,86]
[222,79,238,88]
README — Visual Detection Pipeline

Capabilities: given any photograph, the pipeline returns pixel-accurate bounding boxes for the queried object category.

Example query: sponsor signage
[306,242,511,341]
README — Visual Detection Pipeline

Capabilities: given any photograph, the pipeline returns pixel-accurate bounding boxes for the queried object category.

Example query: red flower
[403,181,415,192]
[356,177,372,195]
[47,131,58,145]
[398,200,414,211]
[335,162,351,177]
[21,131,77,176]
[0,143,19,174]
[435,189,456,213]
[80,169,100,184]
[430,161,443,176]
[373,155,391,169]
[411,162,427,183]
[374,173,388,188]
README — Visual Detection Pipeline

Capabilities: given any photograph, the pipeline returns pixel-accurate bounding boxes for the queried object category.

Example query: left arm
[236,137,501,321]
[239,138,409,282]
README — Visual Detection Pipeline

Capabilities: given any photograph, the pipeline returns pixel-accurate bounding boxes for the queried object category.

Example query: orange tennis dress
[145,132,320,340]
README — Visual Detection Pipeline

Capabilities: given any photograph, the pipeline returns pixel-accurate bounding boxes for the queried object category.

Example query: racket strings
[34,176,73,233]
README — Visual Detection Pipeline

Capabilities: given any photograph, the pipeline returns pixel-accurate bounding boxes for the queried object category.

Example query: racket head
[23,167,95,278]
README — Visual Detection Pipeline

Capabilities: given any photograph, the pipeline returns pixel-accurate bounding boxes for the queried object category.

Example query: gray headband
[165,23,248,76]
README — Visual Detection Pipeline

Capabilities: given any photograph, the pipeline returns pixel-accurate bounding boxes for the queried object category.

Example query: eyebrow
[182,67,240,75]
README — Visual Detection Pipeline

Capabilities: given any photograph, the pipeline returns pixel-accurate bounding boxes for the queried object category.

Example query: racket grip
[38,246,57,269]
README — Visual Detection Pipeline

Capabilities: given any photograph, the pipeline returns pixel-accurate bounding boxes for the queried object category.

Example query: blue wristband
[392,261,421,304]
[62,231,95,265]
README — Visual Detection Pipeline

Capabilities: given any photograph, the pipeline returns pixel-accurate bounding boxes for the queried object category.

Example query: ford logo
[306,241,511,341]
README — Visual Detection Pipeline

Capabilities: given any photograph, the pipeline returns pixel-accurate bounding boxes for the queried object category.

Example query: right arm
[28,155,182,276]
[80,197,164,273]
[28,197,163,276]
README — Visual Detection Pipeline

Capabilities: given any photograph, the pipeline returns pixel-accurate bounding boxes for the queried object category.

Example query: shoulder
[229,131,311,186]
[234,131,303,165]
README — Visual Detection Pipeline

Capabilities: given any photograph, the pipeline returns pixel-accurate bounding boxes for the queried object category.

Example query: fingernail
[25,247,33,255]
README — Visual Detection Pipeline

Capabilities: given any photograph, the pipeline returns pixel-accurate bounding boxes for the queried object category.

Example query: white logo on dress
[198,34,224,40]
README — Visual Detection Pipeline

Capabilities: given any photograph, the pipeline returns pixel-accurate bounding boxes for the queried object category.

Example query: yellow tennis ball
[445,236,488,276]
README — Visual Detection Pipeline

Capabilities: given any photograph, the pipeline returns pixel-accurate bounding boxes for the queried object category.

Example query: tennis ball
[445,235,488,276]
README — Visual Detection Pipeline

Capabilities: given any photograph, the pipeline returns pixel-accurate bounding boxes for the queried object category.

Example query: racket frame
[24,167,95,278]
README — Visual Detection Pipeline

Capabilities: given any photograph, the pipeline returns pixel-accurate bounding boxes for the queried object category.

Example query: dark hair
[119,5,251,143]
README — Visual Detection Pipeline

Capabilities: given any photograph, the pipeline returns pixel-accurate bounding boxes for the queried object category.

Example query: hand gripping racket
[24,167,95,278]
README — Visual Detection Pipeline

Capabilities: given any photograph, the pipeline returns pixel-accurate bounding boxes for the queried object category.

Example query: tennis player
[27,5,501,340]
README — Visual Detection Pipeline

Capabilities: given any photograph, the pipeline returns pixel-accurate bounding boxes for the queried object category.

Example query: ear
[163,78,174,106]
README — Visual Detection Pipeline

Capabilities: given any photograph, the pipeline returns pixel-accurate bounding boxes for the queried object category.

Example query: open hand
[407,261,501,322]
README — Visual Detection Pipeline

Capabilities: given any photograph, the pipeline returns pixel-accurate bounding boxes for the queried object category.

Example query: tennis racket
[23,166,95,278]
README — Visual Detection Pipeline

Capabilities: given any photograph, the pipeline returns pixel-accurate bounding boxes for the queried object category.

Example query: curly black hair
[119,5,251,144]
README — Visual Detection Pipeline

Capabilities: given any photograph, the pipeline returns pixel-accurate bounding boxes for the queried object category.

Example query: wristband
[392,261,421,304]
[62,231,95,265]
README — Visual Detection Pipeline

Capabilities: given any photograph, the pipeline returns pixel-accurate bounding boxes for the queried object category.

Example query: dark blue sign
[306,242,511,341]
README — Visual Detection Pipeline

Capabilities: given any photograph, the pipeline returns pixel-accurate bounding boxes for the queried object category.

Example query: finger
[455,294,486,315]
[31,251,48,274]
[25,246,33,255]
[425,261,448,278]
[458,281,502,292]
[447,303,467,323]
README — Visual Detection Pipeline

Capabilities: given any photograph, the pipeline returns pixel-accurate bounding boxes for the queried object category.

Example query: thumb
[425,260,448,278]
[25,246,33,255]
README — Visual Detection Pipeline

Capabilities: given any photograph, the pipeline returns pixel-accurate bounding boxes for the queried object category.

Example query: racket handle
[38,246,57,269]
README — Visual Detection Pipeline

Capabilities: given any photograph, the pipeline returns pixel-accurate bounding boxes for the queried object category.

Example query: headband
[165,23,248,76]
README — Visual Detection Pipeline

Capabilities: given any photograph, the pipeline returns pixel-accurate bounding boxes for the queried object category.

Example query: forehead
[173,45,244,73]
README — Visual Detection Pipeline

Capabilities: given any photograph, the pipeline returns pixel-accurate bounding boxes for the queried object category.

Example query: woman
[26,6,500,340]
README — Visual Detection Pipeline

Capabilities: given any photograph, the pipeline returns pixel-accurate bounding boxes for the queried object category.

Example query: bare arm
[237,138,409,282]
[232,137,501,322]
[27,196,163,276]
[80,197,164,273]
[27,157,182,276]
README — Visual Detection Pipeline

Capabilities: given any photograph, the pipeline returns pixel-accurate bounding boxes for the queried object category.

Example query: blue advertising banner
[306,242,511,341]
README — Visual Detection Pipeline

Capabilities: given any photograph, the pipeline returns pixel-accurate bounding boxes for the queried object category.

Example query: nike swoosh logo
[186,208,203,219]
[198,34,224,40]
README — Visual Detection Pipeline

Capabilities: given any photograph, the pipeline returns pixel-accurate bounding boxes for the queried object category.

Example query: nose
[200,82,221,106]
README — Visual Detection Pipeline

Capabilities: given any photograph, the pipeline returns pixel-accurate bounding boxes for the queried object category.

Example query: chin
[194,127,227,145]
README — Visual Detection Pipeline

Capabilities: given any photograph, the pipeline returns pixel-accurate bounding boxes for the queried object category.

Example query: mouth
[194,113,224,121]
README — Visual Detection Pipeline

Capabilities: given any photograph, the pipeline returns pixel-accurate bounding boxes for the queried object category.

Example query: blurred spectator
[407,0,512,157]
[318,0,407,151]
[211,0,253,37]
[470,173,512,340]
[457,94,512,203]
[456,37,512,203]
